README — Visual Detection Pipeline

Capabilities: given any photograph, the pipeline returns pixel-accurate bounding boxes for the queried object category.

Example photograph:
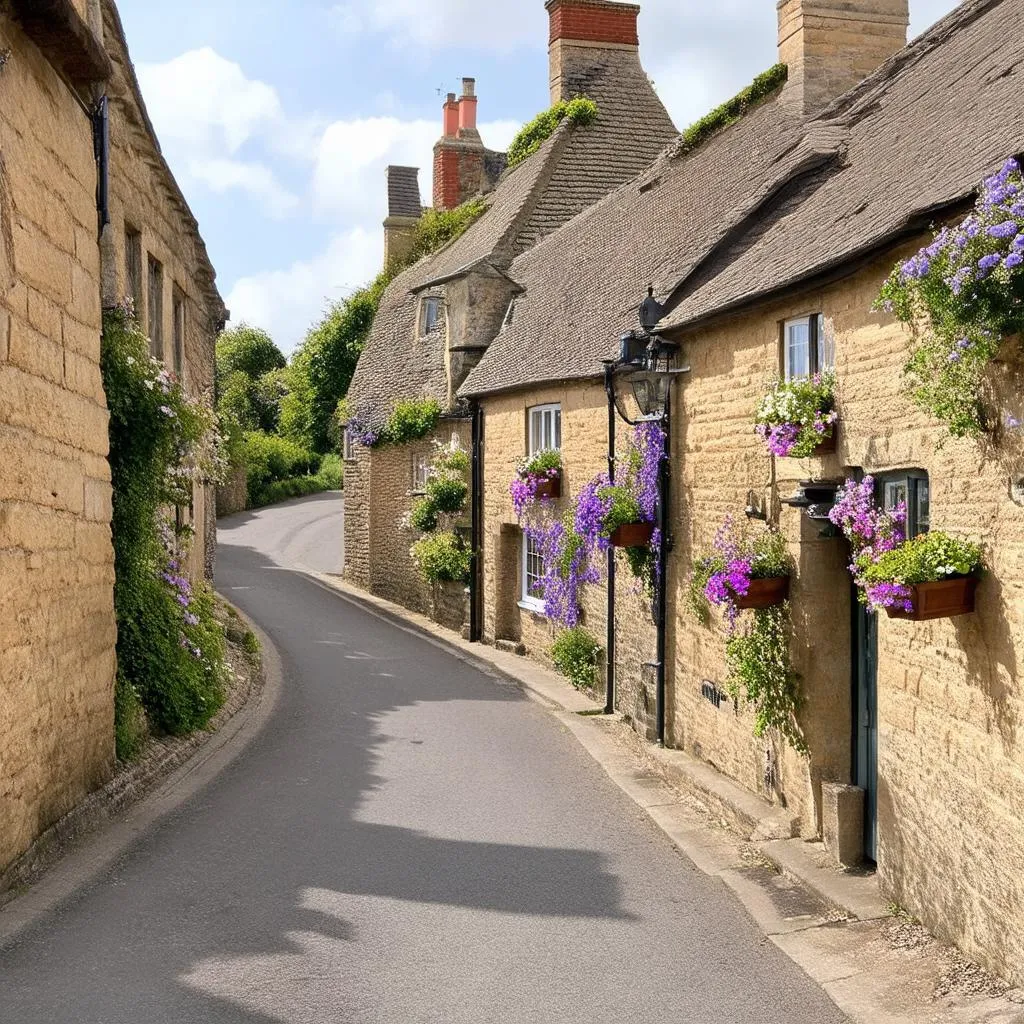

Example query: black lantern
[628,369,673,419]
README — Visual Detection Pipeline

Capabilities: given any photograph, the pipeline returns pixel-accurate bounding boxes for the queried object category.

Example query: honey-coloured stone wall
[0,12,117,875]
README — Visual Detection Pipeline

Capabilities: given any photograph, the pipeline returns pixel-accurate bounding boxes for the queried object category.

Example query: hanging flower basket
[609,521,655,548]
[528,469,562,500]
[734,575,790,609]
[811,425,838,455]
[885,576,978,621]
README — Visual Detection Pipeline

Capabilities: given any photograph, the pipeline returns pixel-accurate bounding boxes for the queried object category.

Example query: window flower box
[529,468,562,500]
[609,521,655,548]
[810,426,838,455]
[884,576,978,621]
[734,575,791,609]
[755,371,838,459]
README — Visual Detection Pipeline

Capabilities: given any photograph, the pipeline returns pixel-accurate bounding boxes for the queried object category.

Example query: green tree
[216,324,286,384]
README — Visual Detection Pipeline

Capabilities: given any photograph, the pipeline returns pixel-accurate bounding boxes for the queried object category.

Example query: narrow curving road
[0,493,846,1023]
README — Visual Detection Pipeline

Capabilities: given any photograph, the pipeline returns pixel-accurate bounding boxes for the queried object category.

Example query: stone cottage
[343,0,677,626]
[460,0,1024,988]
[0,0,224,879]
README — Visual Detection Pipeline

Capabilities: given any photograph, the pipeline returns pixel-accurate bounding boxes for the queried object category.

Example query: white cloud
[186,159,300,218]
[227,227,383,351]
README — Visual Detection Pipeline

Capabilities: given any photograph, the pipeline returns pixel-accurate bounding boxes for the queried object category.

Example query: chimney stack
[383,166,422,268]
[433,78,488,211]
[778,0,909,116]
[546,0,640,105]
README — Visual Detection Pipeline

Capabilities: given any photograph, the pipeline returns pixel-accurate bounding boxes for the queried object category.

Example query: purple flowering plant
[755,370,838,458]
[688,517,790,631]
[877,157,1024,438]
[511,424,665,626]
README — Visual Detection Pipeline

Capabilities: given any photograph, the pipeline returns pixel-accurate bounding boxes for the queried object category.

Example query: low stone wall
[431,580,469,633]
[217,465,247,517]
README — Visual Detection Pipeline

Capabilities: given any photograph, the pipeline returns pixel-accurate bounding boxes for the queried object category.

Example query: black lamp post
[601,288,688,745]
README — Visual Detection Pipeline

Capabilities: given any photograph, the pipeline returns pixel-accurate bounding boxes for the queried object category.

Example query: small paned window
[172,287,185,376]
[880,471,930,539]
[411,452,430,492]
[521,533,545,612]
[342,427,354,462]
[783,313,832,380]
[528,404,562,455]
[420,296,442,336]
[125,226,143,317]
[147,255,164,360]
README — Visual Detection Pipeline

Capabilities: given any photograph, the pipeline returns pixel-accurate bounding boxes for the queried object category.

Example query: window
[147,255,164,360]
[342,426,355,462]
[783,313,833,380]
[521,533,545,612]
[880,471,930,538]
[420,296,442,335]
[528,404,561,454]
[411,451,430,492]
[172,287,185,376]
[125,226,143,317]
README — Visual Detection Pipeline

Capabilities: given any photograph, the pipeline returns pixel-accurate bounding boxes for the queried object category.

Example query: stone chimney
[383,166,422,268]
[778,0,909,116]
[433,78,488,211]
[546,0,640,104]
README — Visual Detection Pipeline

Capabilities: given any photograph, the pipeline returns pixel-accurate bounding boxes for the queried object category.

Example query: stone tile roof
[461,0,1024,397]
[347,47,677,423]
[386,166,423,219]
[661,0,1024,330]
[459,92,806,397]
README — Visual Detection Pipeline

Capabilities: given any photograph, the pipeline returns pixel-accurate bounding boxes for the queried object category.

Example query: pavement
[0,492,1020,1024]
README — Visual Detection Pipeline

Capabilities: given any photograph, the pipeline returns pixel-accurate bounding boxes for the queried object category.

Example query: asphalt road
[0,493,846,1023]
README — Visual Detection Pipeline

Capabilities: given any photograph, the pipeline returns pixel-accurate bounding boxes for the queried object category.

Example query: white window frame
[420,296,442,336]
[411,451,430,493]
[342,426,355,462]
[783,313,832,380]
[520,532,546,613]
[528,403,562,455]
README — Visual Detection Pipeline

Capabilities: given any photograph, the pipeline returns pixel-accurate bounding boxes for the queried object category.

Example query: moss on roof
[507,97,599,168]
[676,64,788,158]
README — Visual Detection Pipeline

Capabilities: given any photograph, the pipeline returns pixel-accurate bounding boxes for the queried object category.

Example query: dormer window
[420,296,442,336]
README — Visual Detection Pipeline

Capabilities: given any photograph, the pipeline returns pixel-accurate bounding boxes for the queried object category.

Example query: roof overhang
[10,0,112,87]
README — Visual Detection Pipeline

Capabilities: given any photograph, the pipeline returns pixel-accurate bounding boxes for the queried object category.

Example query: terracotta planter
[529,469,562,500]
[885,576,978,621]
[609,521,655,548]
[811,426,838,455]
[734,575,790,609]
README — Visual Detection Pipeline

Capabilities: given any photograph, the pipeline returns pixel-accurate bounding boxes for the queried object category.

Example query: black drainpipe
[603,364,617,715]
[655,385,672,746]
[469,401,484,643]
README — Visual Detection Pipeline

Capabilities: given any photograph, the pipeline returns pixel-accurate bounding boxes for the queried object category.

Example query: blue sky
[118,0,959,352]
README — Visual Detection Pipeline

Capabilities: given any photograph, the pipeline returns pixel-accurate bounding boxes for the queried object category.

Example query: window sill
[518,600,547,616]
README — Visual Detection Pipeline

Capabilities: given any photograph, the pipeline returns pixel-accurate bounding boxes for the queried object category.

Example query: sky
[117,0,961,353]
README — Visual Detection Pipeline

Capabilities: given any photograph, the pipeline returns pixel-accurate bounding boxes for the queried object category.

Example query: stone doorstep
[310,572,888,928]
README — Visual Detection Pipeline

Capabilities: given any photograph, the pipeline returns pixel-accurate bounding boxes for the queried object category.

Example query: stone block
[821,782,865,868]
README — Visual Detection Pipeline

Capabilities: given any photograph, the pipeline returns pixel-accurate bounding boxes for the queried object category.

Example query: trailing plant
[407,198,488,263]
[828,477,907,601]
[676,64,788,158]
[410,530,472,583]
[426,475,469,515]
[507,96,599,168]
[373,398,442,448]
[725,604,807,755]
[550,627,602,691]
[877,157,1024,438]
[512,423,664,625]
[755,370,838,458]
[102,306,229,755]
[857,532,982,613]
[688,518,790,629]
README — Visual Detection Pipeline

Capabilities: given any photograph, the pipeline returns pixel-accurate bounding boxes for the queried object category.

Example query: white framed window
[520,533,546,613]
[342,426,354,462]
[783,313,832,380]
[528,404,562,454]
[411,451,430,492]
[420,296,442,336]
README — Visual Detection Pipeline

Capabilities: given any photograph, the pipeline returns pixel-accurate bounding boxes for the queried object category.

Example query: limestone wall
[672,248,1024,985]
[479,383,657,719]
[0,13,117,874]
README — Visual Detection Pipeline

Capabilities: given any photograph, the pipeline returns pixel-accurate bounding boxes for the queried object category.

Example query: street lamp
[600,288,688,746]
